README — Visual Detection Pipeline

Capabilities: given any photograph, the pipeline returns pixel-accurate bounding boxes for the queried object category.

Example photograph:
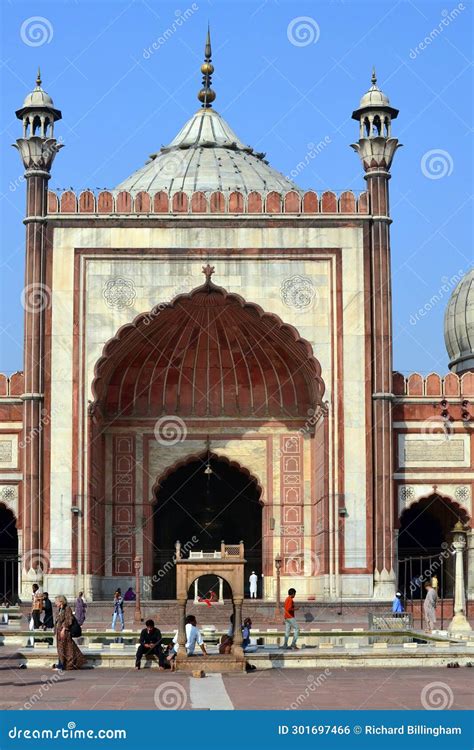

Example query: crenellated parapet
[46,189,370,216]
[393,371,474,398]
[0,372,25,398]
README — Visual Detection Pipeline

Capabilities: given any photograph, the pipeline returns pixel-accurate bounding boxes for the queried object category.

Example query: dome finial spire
[36,66,42,88]
[197,24,216,108]
[371,66,377,87]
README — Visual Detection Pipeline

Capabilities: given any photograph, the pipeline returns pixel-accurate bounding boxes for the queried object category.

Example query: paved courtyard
[0,661,471,711]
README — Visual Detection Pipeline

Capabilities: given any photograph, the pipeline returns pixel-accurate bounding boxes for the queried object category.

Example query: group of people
[135,614,210,670]
[392,582,439,632]
[30,584,87,632]
[24,579,441,674]
[28,585,88,671]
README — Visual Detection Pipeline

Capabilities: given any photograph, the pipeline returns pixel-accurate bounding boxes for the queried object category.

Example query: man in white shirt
[249,571,258,598]
[173,615,208,656]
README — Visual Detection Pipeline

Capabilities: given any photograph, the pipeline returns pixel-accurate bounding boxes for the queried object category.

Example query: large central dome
[115,28,298,196]
[115,107,298,195]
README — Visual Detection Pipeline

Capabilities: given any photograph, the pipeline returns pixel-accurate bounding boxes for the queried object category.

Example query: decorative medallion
[102,277,136,310]
[399,485,415,503]
[455,485,471,503]
[280,275,317,311]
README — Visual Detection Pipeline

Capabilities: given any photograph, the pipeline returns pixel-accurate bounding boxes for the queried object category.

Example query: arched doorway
[152,455,263,599]
[398,494,470,598]
[0,504,19,603]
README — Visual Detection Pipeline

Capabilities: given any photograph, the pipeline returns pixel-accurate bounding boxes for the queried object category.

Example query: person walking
[31,584,43,630]
[42,592,54,629]
[54,595,86,671]
[135,619,165,669]
[423,582,438,633]
[392,592,404,614]
[74,592,87,626]
[283,588,299,650]
[249,571,258,599]
[111,589,124,631]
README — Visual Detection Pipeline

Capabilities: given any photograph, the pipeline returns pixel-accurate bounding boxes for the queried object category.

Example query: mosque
[0,31,472,609]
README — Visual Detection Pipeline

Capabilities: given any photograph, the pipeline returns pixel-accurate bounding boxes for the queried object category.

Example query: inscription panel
[399,434,469,468]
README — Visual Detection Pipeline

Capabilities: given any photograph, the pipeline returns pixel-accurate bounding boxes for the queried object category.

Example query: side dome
[444,269,474,374]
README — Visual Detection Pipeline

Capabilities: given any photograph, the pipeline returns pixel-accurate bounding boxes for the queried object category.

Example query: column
[448,523,472,633]
[176,599,187,662]
[231,598,244,657]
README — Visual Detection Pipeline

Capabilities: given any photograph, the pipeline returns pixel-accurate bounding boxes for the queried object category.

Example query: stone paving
[0,656,472,710]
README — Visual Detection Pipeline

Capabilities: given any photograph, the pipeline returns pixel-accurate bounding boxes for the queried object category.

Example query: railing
[398,552,469,630]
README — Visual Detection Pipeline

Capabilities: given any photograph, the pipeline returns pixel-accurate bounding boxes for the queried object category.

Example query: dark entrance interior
[152,456,262,599]
[397,494,469,598]
[0,504,19,603]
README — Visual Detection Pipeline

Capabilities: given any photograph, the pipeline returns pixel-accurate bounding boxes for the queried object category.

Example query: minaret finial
[197,25,216,108]
[36,67,42,88]
[371,66,377,87]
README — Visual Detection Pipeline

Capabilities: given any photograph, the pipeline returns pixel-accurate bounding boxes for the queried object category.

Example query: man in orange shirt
[283,587,299,650]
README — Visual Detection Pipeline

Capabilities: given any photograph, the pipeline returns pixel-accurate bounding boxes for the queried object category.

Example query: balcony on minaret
[350,68,401,173]
[13,68,63,173]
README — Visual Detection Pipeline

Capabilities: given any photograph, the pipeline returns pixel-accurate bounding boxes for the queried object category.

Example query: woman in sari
[54,595,86,671]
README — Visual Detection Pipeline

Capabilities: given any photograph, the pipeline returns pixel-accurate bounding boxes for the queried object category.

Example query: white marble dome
[444,269,474,374]
[115,108,298,195]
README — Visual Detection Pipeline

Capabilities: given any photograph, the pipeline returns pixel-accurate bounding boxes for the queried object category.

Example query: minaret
[14,70,62,594]
[351,70,401,599]
[197,26,216,108]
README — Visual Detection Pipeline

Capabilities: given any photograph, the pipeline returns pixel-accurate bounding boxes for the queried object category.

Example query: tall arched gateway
[152,455,263,599]
[87,271,326,599]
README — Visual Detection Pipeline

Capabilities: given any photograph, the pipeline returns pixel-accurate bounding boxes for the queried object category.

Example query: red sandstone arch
[92,278,325,419]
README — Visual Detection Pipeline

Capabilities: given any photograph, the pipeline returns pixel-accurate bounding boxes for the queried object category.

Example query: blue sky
[0,0,472,375]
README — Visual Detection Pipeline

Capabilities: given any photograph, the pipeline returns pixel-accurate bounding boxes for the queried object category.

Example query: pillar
[231,598,244,657]
[448,523,472,633]
[176,598,187,663]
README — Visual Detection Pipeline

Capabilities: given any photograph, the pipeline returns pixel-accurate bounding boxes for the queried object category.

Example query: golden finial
[36,66,42,88]
[371,66,377,87]
[198,25,216,108]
